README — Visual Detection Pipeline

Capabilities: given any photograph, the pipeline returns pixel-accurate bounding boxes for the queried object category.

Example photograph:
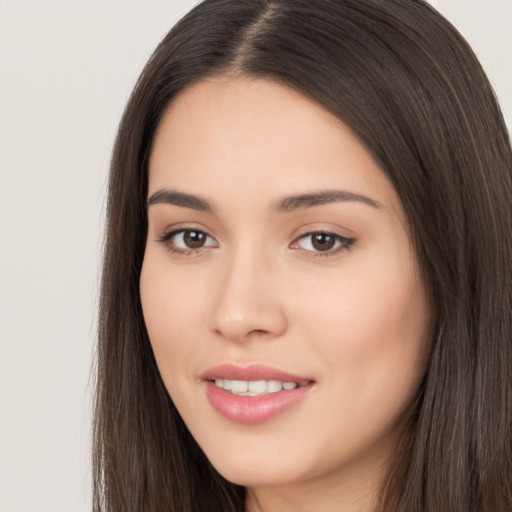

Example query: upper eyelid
[160,227,217,242]
[297,230,349,238]
[158,223,214,238]
[157,228,218,255]
[289,220,355,238]
[292,229,354,243]
[292,231,354,244]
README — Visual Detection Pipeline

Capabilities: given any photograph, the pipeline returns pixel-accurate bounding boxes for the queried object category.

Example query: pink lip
[201,364,315,424]
[201,364,312,383]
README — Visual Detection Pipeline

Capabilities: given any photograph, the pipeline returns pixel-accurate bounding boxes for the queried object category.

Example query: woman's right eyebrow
[147,189,214,213]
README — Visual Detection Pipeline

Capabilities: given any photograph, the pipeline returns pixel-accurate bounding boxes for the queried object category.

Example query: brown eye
[294,232,355,254]
[311,233,336,251]
[160,229,217,252]
[183,230,207,249]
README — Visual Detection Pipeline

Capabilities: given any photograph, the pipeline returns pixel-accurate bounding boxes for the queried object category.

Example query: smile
[214,379,309,396]
[202,365,315,424]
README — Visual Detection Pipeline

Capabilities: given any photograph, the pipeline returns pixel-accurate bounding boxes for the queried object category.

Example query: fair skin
[140,77,432,512]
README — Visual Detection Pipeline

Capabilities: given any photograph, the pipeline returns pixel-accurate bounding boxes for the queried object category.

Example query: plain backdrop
[0,1,510,511]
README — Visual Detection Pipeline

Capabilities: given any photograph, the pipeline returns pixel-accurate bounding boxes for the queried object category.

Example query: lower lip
[204,381,314,424]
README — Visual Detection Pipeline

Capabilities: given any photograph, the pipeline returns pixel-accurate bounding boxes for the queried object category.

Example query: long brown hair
[93,1,512,510]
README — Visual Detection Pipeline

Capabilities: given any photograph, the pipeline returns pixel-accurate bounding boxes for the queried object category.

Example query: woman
[93,0,512,510]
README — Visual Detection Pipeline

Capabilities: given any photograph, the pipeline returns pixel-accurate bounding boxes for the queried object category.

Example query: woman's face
[141,77,432,503]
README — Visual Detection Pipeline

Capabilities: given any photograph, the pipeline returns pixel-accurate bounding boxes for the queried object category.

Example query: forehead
[148,77,401,217]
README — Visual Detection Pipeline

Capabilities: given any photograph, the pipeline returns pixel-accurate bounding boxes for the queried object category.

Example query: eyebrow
[147,188,381,213]
[275,190,381,212]
[147,190,214,212]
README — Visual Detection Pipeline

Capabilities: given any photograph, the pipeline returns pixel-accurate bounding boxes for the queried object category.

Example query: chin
[215,464,297,488]
[203,444,305,488]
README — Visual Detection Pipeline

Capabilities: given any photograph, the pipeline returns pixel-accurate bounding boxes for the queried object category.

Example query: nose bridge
[210,239,287,342]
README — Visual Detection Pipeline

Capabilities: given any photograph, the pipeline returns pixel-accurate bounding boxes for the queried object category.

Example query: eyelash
[292,232,355,257]
[157,229,355,257]
[157,228,217,256]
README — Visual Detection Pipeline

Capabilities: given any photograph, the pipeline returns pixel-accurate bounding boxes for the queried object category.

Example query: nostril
[209,287,288,341]
[248,329,270,336]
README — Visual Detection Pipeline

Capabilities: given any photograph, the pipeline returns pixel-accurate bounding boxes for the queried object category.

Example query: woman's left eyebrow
[275,190,381,212]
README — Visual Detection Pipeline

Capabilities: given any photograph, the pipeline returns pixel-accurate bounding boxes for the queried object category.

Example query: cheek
[139,255,209,382]
[294,247,431,409]
[299,255,427,337]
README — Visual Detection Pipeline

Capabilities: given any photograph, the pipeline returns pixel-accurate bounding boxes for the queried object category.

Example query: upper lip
[201,364,313,383]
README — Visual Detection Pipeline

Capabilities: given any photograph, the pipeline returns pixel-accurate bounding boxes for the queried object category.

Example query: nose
[209,249,288,343]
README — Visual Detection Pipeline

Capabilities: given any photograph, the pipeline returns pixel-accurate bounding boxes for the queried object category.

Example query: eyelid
[290,230,355,256]
[157,225,219,254]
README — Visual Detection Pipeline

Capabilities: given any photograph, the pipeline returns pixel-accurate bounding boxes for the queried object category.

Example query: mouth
[201,364,315,424]
[212,378,311,396]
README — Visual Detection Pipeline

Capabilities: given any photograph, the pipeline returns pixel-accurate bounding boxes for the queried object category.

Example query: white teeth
[267,380,282,393]
[213,379,301,396]
[248,380,266,393]
[230,380,248,393]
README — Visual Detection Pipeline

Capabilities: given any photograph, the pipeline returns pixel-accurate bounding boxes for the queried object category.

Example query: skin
[140,77,433,512]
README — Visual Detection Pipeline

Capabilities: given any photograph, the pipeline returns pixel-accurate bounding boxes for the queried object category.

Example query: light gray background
[0,1,510,511]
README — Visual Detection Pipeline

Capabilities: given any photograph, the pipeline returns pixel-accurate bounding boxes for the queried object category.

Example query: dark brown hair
[93,1,512,510]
